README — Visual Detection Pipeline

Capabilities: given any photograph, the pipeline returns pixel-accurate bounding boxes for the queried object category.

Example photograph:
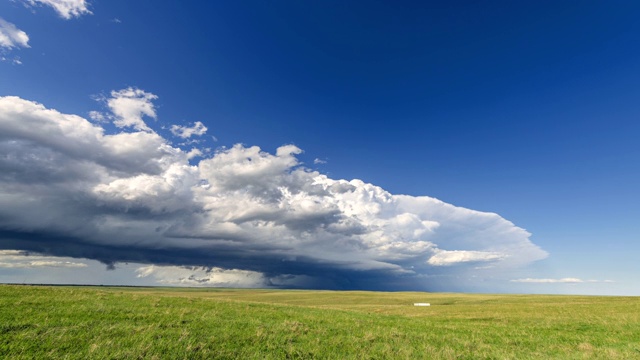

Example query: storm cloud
[0,90,548,290]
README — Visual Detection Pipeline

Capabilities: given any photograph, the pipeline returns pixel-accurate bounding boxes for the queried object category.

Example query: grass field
[1,285,638,359]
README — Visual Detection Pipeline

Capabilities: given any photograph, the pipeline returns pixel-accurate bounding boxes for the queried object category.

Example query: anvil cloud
[0,89,548,290]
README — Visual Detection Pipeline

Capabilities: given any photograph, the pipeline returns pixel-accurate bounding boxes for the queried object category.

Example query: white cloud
[135,265,319,288]
[171,121,208,139]
[88,110,107,123]
[136,265,269,288]
[0,89,549,291]
[0,260,88,268]
[25,0,92,19]
[105,88,158,131]
[510,278,614,284]
[0,56,23,65]
[314,158,327,164]
[427,250,507,266]
[186,148,203,160]
[0,250,88,268]
[0,18,30,49]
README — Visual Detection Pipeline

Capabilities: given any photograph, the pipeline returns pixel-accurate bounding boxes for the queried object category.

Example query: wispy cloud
[428,250,507,266]
[88,110,108,123]
[24,0,92,19]
[171,121,208,139]
[511,278,614,284]
[0,55,23,65]
[0,18,30,50]
[0,89,548,290]
[0,250,88,268]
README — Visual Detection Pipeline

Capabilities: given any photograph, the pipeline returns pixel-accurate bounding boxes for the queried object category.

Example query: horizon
[1,1,638,295]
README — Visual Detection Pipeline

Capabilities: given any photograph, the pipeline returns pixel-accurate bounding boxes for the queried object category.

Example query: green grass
[1,285,638,359]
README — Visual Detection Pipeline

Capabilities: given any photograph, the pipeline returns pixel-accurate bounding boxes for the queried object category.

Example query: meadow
[0,285,638,359]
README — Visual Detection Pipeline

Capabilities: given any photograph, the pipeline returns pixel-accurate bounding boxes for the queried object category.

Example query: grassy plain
[0,285,638,359]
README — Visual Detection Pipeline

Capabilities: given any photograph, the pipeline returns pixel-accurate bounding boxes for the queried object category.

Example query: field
[1,285,638,359]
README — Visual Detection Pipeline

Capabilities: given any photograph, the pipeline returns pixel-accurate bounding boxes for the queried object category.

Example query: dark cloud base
[0,229,431,291]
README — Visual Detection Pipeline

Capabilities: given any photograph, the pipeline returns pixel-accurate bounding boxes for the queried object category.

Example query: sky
[0,1,638,295]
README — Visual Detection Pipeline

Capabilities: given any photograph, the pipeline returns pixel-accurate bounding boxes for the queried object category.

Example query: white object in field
[413,303,430,306]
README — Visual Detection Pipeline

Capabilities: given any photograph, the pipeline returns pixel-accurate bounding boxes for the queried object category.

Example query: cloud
[0,18,30,49]
[314,158,327,165]
[88,110,107,123]
[171,121,208,139]
[0,55,24,65]
[0,89,548,291]
[135,265,332,289]
[427,250,506,266]
[136,265,269,288]
[24,0,92,19]
[0,250,88,268]
[106,87,159,131]
[510,278,614,284]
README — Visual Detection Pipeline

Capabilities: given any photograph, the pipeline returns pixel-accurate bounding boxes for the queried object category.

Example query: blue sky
[0,1,639,294]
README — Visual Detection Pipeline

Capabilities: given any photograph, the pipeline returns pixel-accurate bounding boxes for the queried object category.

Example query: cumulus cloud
[24,0,92,19]
[104,88,158,131]
[0,89,548,291]
[90,89,158,130]
[171,121,208,139]
[0,18,30,49]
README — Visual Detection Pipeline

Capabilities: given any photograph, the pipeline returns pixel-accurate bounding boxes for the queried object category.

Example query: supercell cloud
[0,89,548,290]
